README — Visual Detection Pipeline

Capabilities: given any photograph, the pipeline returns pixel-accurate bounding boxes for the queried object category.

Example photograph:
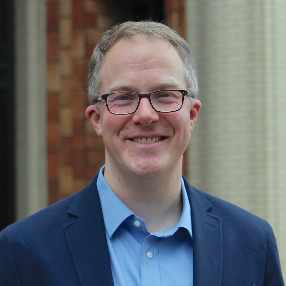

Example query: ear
[85,105,102,136]
[190,99,201,131]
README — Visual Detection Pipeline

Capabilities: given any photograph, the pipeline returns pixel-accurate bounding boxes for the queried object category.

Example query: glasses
[95,89,191,115]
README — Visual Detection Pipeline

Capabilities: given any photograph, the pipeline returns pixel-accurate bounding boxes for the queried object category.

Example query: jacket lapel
[64,174,223,286]
[64,176,114,286]
[184,178,223,286]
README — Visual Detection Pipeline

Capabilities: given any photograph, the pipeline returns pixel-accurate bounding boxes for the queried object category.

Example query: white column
[14,0,48,219]
[187,0,286,275]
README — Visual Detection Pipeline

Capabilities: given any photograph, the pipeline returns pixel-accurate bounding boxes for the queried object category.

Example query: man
[0,21,284,285]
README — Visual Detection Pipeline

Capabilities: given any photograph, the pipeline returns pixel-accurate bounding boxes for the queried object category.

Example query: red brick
[179,0,185,9]
[87,165,99,179]
[178,20,186,38]
[86,150,104,165]
[85,134,96,149]
[86,29,102,45]
[47,32,59,61]
[72,0,84,27]
[72,30,85,59]
[61,49,72,77]
[86,44,94,59]
[48,93,60,121]
[85,132,104,151]
[86,14,97,27]
[85,118,95,134]
[73,120,85,149]
[61,77,72,105]
[61,106,73,137]
[48,152,60,181]
[73,150,85,178]
[59,0,72,16]
[72,59,86,88]
[95,138,105,152]
[165,0,178,11]
[47,3,59,30]
[85,0,107,14]
[97,15,112,30]
[72,90,85,119]
[74,179,86,193]
[63,137,73,164]
[49,181,60,205]
[170,11,180,30]
[48,63,60,92]
[60,18,72,47]
[48,122,60,151]
[60,166,74,197]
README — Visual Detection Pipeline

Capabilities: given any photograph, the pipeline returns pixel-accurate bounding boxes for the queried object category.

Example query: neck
[103,159,183,233]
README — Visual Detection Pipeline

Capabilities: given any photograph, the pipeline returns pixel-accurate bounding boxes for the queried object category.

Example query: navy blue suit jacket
[0,175,284,285]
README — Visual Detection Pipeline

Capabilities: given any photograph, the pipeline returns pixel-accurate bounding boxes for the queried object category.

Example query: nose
[132,97,159,126]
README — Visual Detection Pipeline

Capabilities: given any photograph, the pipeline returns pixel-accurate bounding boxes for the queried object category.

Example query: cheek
[173,109,191,131]
[100,114,126,138]
[174,114,192,144]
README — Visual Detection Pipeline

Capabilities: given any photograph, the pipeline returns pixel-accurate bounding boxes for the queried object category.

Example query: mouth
[129,136,166,144]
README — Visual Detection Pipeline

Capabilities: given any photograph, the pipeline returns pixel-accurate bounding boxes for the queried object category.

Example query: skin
[86,37,201,232]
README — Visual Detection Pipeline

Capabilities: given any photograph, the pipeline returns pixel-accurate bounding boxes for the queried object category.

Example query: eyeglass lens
[106,90,184,114]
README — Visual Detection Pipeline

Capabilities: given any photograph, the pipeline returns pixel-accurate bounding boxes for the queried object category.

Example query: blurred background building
[0,0,285,276]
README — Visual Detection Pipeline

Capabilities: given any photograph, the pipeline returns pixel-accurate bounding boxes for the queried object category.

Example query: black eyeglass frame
[94,89,192,115]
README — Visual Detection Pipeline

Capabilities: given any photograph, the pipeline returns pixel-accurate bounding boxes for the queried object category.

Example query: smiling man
[0,21,284,286]
[86,36,200,237]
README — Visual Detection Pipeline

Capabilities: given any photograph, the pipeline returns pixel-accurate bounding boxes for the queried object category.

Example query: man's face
[86,38,201,178]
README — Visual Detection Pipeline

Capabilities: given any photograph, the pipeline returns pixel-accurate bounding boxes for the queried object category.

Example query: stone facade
[187,0,286,275]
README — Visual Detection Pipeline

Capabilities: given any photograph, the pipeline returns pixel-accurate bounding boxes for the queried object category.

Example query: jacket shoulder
[183,177,271,235]
[1,175,99,240]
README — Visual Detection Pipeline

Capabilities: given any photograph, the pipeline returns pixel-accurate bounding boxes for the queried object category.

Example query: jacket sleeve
[264,223,285,286]
[0,228,22,285]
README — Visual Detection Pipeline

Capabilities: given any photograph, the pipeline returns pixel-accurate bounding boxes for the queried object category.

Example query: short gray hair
[88,21,198,104]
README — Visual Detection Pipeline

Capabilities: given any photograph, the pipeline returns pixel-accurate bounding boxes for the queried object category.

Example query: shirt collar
[176,177,192,237]
[97,166,192,238]
[97,166,133,238]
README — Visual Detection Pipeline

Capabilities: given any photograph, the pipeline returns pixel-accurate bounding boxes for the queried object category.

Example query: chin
[128,159,170,178]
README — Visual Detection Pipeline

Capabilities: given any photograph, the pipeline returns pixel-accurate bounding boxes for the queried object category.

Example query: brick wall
[47,0,113,204]
[47,0,187,204]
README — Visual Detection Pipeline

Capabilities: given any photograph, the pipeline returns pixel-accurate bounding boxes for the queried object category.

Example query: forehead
[100,37,186,93]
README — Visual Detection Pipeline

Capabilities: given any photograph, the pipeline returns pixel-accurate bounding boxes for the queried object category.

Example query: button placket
[141,235,160,286]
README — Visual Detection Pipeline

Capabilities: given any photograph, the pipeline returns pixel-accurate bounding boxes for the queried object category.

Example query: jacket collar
[64,174,223,286]
[183,176,223,286]
[64,175,114,286]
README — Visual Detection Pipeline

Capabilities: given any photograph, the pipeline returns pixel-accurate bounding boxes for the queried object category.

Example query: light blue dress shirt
[97,166,193,286]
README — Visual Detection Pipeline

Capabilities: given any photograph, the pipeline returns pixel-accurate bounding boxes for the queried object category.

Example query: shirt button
[134,221,141,227]
[147,252,153,259]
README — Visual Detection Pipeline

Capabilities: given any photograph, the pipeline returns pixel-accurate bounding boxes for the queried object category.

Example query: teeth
[132,137,161,143]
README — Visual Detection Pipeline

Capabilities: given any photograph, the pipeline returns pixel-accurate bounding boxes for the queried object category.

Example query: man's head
[88,21,198,104]
[86,21,201,180]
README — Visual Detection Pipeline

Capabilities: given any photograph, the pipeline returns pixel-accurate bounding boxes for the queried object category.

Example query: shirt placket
[141,235,160,286]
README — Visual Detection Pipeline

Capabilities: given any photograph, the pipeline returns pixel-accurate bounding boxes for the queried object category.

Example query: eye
[153,91,179,101]
[107,93,138,107]
[109,93,135,101]
[158,92,172,98]
[115,95,133,101]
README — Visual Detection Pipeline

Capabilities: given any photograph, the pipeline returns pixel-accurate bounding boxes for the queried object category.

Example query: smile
[130,137,164,143]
